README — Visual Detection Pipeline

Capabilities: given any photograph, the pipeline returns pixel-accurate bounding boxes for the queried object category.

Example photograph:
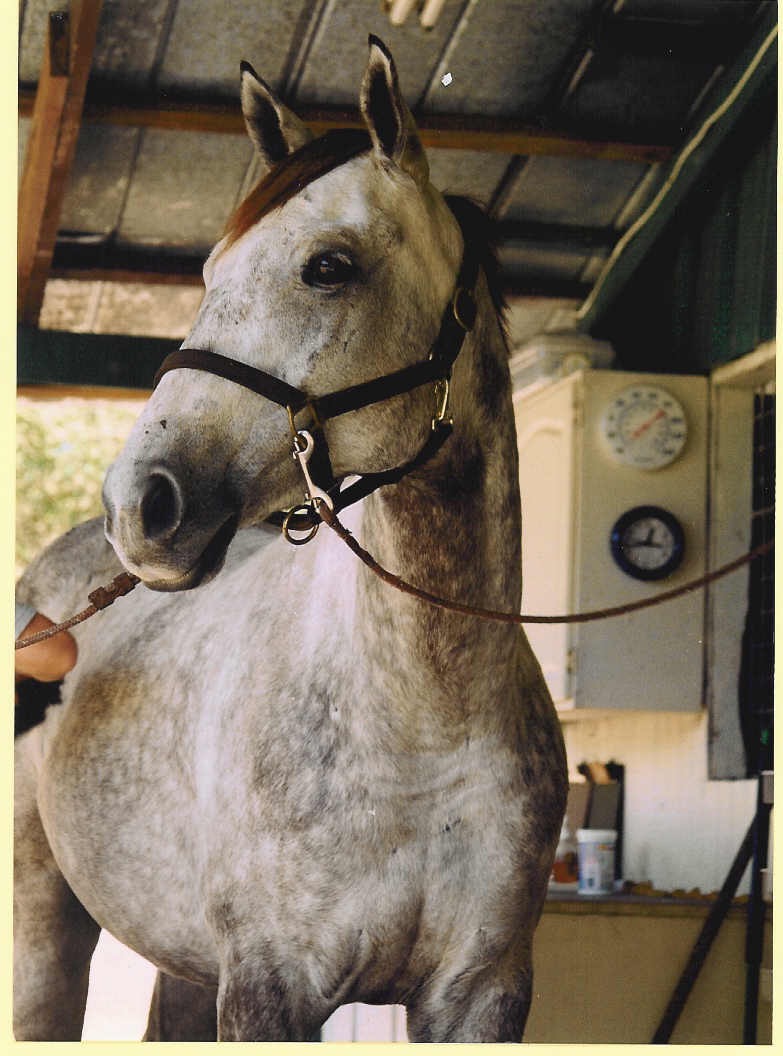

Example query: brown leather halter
[153,199,480,540]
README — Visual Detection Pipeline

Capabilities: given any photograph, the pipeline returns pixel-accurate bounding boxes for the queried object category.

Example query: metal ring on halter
[282,504,320,545]
[452,287,477,332]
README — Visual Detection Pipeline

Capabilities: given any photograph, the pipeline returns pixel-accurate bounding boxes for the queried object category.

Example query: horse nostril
[141,471,184,542]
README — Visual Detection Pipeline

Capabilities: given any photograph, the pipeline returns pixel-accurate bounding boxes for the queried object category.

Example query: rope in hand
[14,521,773,651]
[14,572,140,650]
[317,504,774,625]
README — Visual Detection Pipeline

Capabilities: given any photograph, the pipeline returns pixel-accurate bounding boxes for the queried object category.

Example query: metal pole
[651,820,754,1044]
[743,772,772,1043]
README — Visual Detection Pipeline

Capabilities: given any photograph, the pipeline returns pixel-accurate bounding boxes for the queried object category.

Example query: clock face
[610,506,685,581]
[601,385,688,469]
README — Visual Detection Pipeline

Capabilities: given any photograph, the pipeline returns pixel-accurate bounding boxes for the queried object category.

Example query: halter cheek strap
[152,207,480,535]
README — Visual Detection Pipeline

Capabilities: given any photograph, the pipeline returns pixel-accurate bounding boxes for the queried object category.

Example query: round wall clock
[601,384,688,469]
[610,505,685,581]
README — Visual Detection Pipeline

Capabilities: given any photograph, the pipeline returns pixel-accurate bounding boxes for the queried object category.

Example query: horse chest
[221,716,534,903]
[197,738,540,1002]
[32,521,562,1005]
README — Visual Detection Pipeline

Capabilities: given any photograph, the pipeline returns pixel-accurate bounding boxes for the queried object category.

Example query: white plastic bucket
[576,829,617,895]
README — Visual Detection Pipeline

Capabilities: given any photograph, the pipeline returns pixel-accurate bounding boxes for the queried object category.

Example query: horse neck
[354,280,525,733]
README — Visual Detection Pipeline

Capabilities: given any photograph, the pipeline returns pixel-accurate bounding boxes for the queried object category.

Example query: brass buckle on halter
[286,403,322,441]
[432,377,453,431]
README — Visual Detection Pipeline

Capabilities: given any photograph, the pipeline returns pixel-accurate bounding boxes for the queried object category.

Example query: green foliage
[16,397,145,580]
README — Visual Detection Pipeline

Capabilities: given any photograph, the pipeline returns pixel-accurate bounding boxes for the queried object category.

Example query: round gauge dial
[610,505,685,581]
[601,385,688,469]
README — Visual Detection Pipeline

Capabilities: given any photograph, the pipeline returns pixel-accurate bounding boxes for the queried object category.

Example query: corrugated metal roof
[18,0,777,361]
[420,0,599,116]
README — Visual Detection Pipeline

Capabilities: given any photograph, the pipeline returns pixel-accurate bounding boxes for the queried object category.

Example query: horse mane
[443,194,508,343]
[223,132,508,348]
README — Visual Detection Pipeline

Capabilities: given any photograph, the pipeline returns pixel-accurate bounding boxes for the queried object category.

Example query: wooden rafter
[18,0,103,326]
[18,87,673,164]
[50,243,206,286]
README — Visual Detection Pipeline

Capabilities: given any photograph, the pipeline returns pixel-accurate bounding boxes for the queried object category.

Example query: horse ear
[359,35,429,187]
[240,61,313,173]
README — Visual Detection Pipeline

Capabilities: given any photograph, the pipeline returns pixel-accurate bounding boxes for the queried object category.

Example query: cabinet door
[514,378,577,705]
[573,371,707,712]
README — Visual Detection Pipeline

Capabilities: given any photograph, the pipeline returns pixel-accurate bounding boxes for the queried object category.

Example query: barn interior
[16,0,776,1044]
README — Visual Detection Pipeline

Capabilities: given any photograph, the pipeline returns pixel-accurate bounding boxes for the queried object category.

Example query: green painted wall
[17,326,174,391]
[593,88,776,375]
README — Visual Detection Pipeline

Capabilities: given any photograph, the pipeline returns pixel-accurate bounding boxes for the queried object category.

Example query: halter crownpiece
[152,197,481,540]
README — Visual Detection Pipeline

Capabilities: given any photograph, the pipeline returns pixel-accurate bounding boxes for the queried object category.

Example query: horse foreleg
[144,971,218,1041]
[406,957,533,1043]
[13,740,100,1040]
[215,957,327,1041]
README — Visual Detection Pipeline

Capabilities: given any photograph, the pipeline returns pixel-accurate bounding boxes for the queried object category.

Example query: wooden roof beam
[18,87,672,164]
[18,1,103,326]
[50,242,206,286]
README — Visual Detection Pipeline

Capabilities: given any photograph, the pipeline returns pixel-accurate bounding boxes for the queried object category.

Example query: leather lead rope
[15,573,140,651]
[14,535,772,652]
[317,504,773,626]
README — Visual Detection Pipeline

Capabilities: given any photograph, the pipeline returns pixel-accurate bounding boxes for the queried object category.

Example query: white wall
[560,709,758,894]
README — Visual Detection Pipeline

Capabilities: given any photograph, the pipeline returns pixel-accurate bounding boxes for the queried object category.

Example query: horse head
[103,37,469,591]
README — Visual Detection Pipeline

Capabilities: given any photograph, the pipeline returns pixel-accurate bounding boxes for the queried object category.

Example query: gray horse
[14,36,567,1042]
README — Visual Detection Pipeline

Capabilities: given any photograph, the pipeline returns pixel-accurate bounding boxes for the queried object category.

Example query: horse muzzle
[103,461,240,592]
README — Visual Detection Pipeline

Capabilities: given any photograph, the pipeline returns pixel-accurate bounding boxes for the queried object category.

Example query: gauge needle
[631,408,665,439]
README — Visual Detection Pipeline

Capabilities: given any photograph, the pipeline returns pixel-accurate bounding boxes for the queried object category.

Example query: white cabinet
[514,369,708,712]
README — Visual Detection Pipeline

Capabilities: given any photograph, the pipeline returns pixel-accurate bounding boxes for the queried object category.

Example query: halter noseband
[152,205,480,541]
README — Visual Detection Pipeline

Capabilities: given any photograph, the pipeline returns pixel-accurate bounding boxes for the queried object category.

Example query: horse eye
[302,252,356,289]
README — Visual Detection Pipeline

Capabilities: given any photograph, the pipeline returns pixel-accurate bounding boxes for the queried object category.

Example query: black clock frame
[610,505,685,582]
